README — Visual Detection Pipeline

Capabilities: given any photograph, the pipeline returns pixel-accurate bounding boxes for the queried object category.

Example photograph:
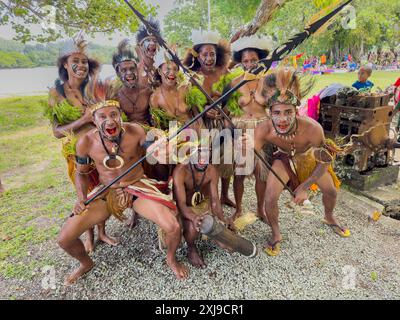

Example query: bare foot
[64,261,94,285]
[0,184,5,194]
[323,215,339,226]
[167,258,189,280]
[98,234,120,246]
[187,247,206,268]
[226,218,237,232]
[221,197,236,208]
[265,234,282,248]
[233,208,242,219]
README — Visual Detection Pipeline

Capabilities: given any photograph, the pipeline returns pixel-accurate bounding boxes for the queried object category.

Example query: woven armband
[75,155,92,165]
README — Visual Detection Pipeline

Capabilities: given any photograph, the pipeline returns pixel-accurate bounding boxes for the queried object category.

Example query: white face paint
[198,44,217,72]
[117,60,138,89]
[241,50,259,71]
[94,107,123,141]
[140,36,158,59]
[159,62,179,87]
[270,104,297,135]
[64,53,89,79]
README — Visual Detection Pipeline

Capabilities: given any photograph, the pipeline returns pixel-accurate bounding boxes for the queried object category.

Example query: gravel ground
[1,180,400,300]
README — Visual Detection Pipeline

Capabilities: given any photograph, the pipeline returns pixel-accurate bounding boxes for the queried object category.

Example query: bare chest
[89,134,142,168]
[119,89,150,116]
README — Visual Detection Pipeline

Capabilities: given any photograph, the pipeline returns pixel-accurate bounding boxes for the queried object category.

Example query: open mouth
[105,127,117,135]
[125,75,136,84]
[147,47,157,56]
[74,69,87,77]
[277,124,289,132]
[167,75,176,81]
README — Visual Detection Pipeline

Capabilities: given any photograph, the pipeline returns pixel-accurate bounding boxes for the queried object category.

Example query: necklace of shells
[273,118,298,157]
[189,163,208,207]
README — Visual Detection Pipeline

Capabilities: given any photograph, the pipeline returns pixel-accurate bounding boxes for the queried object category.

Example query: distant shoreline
[0,64,113,71]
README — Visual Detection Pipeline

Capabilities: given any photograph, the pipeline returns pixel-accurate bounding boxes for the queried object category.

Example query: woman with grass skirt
[183,30,236,208]
[46,31,119,253]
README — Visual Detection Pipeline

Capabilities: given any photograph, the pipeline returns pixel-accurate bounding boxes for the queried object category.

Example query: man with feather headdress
[58,79,189,284]
[249,68,350,256]
[46,31,118,253]
[112,38,152,125]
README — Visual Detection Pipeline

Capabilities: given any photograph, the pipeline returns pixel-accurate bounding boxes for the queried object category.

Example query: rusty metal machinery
[318,93,393,172]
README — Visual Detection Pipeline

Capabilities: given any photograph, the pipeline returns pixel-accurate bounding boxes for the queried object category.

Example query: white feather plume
[231,34,274,54]
[190,29,221,46]
[59,30,88,58]
[154,48,173,69]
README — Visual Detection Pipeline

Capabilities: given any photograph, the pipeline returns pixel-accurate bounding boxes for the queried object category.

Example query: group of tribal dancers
[48,20,353,285]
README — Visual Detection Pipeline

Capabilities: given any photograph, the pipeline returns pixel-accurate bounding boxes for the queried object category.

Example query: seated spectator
[352,65,374,90]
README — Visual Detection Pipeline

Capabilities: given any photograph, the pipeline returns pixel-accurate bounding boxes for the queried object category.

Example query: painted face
[358,69,370,83]
[241,49,259,71]
[193,146,210,171]
[159,62,179,87]
[270,104,297,135]
[117,60,138,88]
[64,53,89,79]
[140,36,159,59]
[93,107,122,141]
[198,44,217,72]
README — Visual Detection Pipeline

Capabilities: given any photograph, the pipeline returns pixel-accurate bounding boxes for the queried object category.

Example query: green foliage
[0,37,116,68]
[212,67,244,93]
[212,68,244,117]
[185,85,207,112]
[0,0,156,43]
[44,99,82,125]
[164,0,400,61]
[165,0,259,47]
[0,51,34,68]
[150,107,176,130]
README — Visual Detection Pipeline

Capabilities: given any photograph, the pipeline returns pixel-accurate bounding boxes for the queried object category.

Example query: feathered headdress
[59,30,89,58]
[153,47,174,69]
[112,39,139,70]
[136,17,161,45]
[191,29,221,47]
[232,35,274,63]
[84,77,121,114]
[265,68,315,108]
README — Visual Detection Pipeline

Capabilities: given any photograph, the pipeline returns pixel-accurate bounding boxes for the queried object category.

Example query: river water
[0,65,116,97]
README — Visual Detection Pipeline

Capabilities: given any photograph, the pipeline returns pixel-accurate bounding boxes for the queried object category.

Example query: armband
[75,155,92,165]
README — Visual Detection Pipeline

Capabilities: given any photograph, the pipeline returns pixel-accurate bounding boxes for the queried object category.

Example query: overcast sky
[0,0,177,45]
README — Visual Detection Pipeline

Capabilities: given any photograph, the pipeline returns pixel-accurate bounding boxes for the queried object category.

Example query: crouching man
[173,144,228,268]
[57,82,188,284]
[249,68,350,256]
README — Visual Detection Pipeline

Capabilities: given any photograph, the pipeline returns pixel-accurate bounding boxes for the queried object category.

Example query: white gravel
[2,180,400,300]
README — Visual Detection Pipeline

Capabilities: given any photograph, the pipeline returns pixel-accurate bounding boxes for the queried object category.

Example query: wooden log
[200,215,258,257]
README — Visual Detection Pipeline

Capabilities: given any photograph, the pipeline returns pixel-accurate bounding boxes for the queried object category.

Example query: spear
[84,0,352,205]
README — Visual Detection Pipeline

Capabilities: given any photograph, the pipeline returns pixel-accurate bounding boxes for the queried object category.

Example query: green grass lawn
[0,71,398,280]
[310,71,399,95]
[0,95,74,279]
